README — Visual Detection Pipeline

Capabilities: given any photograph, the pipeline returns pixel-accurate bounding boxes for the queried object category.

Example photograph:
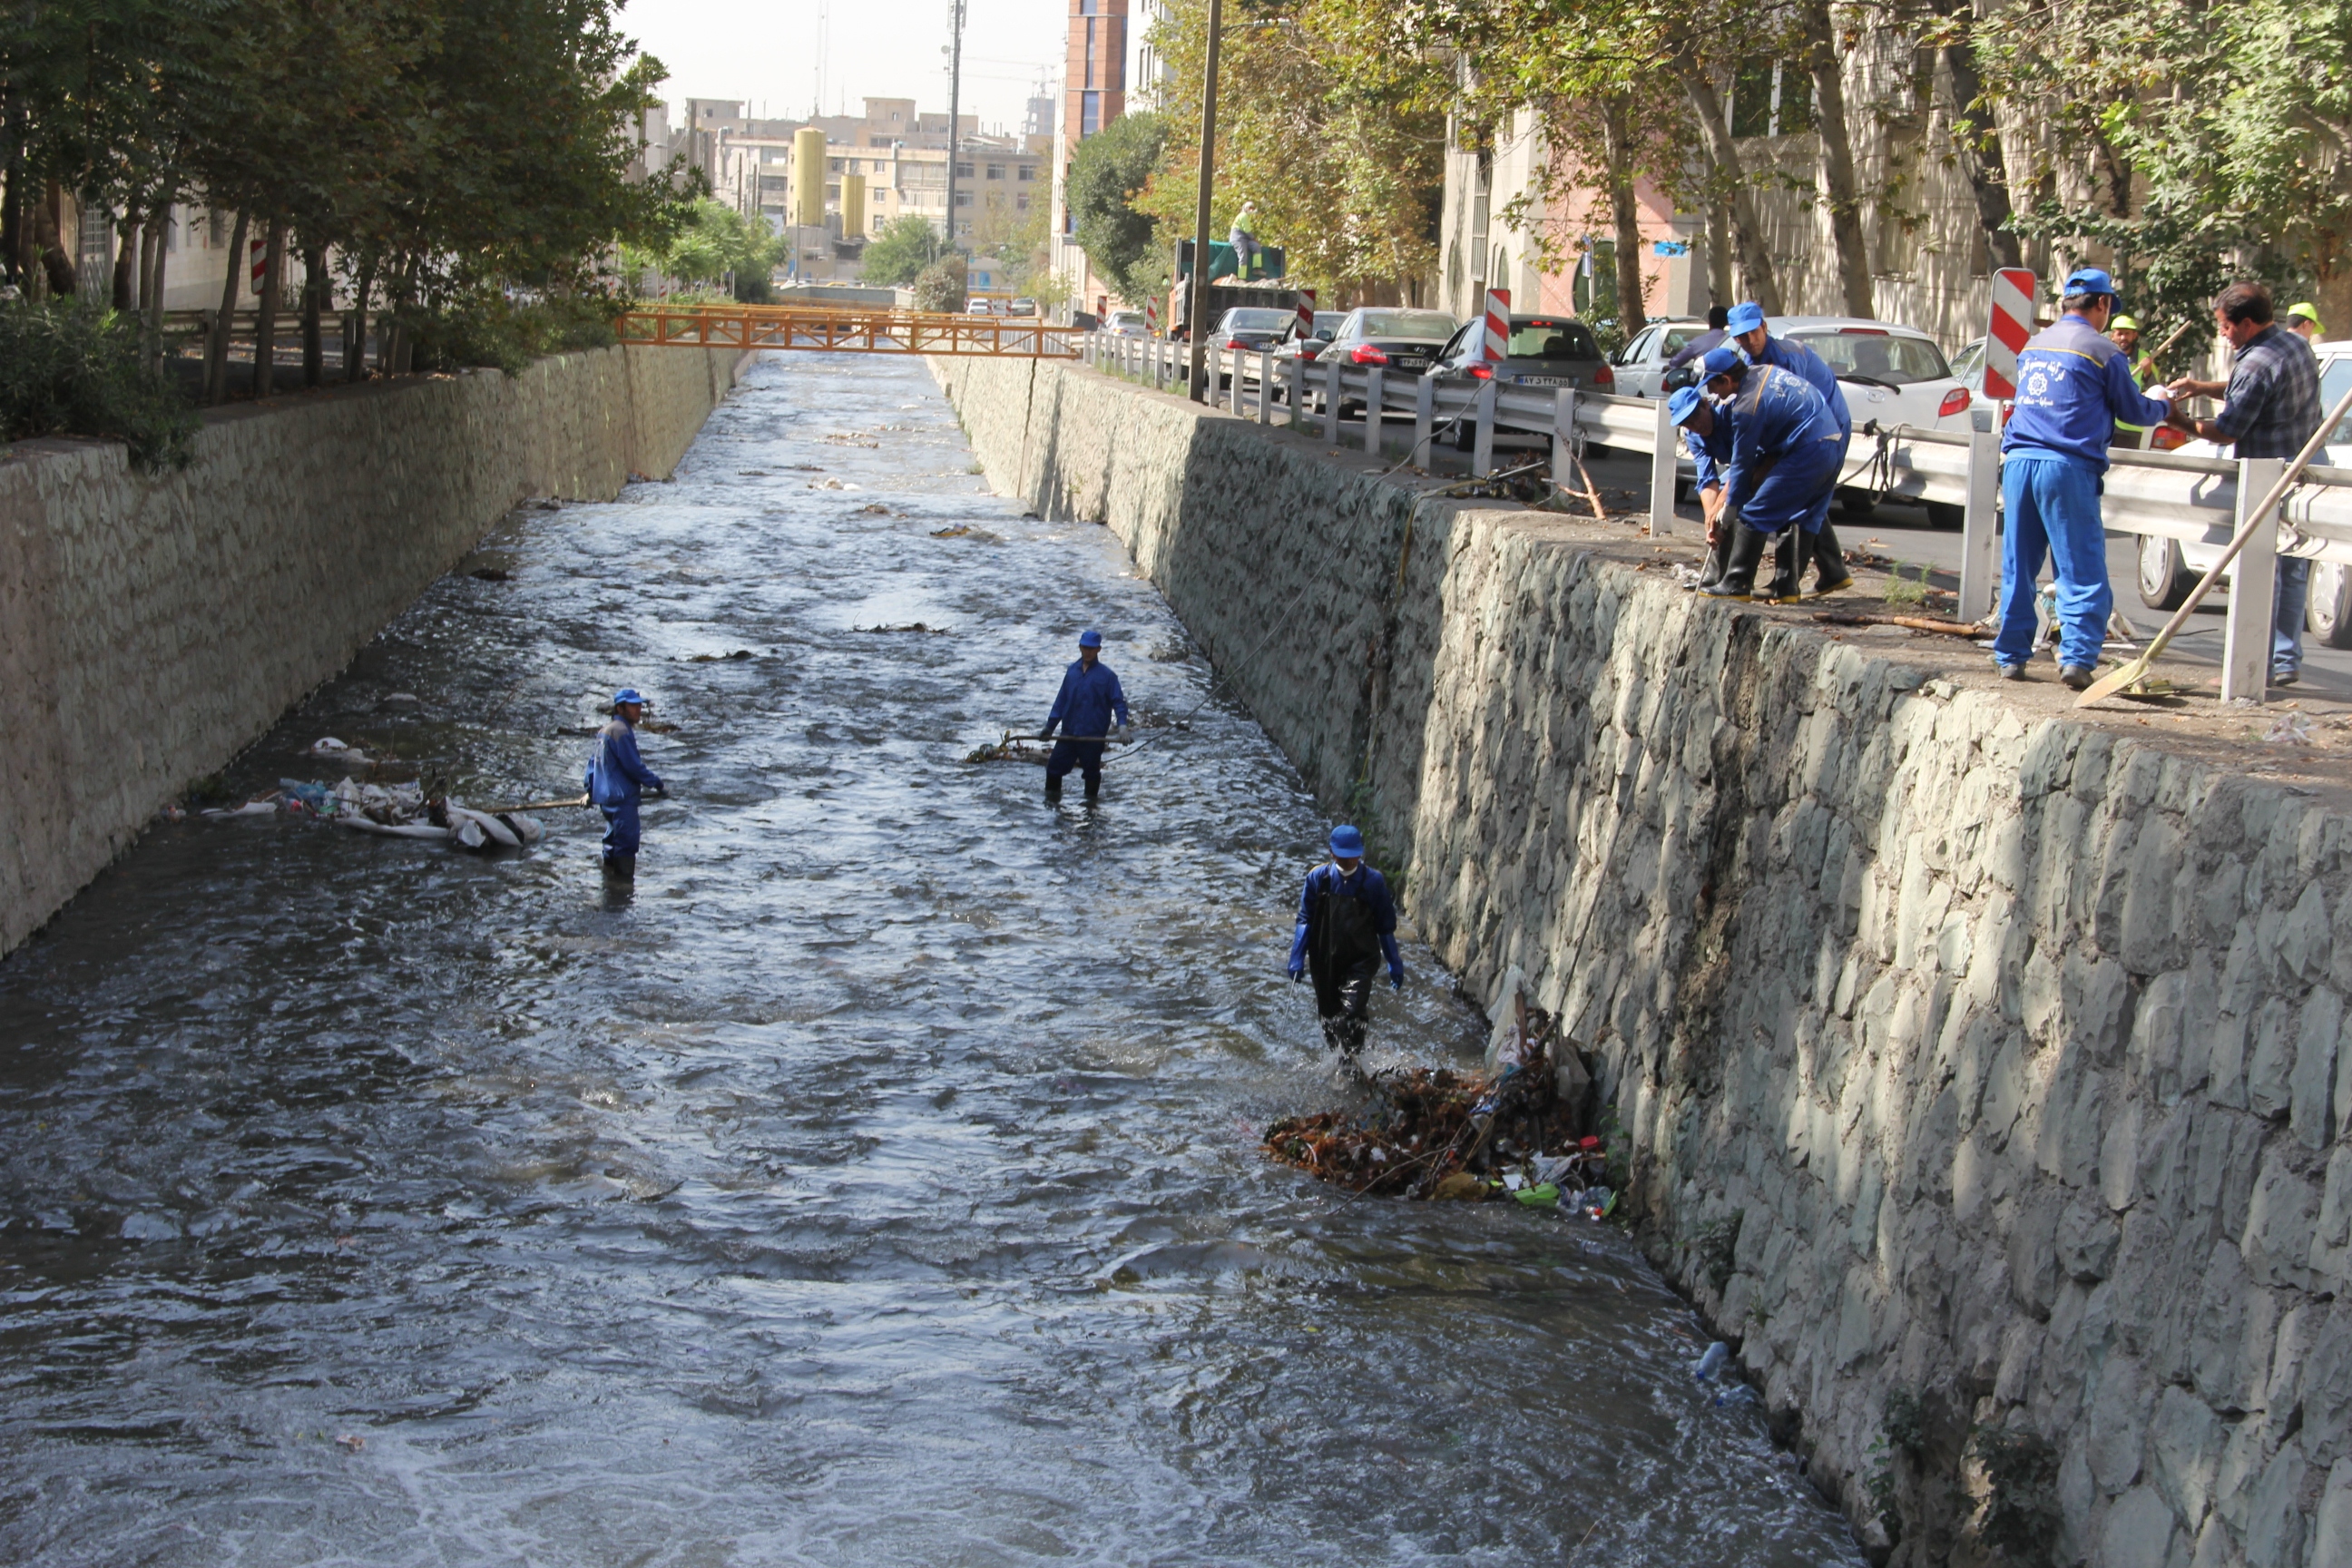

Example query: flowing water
[0,354,1864,1566]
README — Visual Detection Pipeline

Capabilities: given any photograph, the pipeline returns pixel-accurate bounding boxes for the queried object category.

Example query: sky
[618,0,1068,136]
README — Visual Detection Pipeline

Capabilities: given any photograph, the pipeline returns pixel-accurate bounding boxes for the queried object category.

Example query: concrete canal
[0,353,1863,1565]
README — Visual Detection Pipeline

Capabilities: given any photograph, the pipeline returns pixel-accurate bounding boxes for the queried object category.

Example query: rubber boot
[603,854,636,880]
[1696,534,1725,589]
[1083,776,1101,801]
[1699,522,1767,598]
[1808,522,1853,596]
[1756,527,1807,603]
[1044,775,1063,801]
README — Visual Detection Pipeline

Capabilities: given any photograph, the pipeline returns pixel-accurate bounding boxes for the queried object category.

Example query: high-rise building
[1048,0,1166,320]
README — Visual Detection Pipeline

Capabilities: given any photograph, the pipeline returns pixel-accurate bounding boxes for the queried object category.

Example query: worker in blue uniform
[585,688,665,878]
[1681,385,1738,587]
[1727,300,1854,593]
[1995,268,2177,688]
[1672,348,1846,602]
[1287,824,1404,1059]
[1039,628,1130,800]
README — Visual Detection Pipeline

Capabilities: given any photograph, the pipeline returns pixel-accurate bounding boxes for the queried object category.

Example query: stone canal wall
[0,345,746,956]
[935,354,2352,1567]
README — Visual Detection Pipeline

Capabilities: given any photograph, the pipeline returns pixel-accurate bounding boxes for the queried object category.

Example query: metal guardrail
[1080,329,2352,704]
[619,305,1079,358]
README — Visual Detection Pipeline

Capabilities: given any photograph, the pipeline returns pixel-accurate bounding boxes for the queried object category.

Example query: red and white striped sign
[1984,267,2037,399]
[1483,287,1511,363]
[1295,287,1316,340]
[250,237,267,294]
[1145,295,1159,335]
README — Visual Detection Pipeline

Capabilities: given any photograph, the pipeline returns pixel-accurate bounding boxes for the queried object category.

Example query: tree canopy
[861,214,941,287]
[1068,111,1170,307]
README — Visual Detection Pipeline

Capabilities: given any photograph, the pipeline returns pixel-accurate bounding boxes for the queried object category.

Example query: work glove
[1038,724,1057,740]
[1389,962,1406,991]
[1289,961,1305,983]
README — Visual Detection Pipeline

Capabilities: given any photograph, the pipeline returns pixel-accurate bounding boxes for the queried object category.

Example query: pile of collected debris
[190,747,551,853]
[1264,994,1616,1211]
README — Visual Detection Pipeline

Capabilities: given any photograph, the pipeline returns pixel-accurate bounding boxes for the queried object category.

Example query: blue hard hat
[1700,346,1747,378]
[1668,385,1707,426]
[1328,824,1366,859]
[1725,300,1767,334]
[2064,267,2116,298]
[1077,628,1103,648]
[612,688,645,706]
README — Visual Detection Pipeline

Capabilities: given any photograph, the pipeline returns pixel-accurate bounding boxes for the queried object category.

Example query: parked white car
[2133,339,2352,642]
[1608,317,1714,399]
[1105,309,1151,338]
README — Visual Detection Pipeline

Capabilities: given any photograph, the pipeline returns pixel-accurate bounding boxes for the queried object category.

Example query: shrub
[0,301,198,471]
[408,291,623,375]
[914,254,967,314]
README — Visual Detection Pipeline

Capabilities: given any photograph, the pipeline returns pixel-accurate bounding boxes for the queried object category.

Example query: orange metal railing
[613,304,1081,358]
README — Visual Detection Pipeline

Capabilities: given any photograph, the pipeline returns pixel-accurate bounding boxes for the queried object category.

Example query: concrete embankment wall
[0,345,746,956]
[935,355,2352,1567]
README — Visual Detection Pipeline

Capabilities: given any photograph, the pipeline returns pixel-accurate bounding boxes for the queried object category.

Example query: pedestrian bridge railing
[1081,330,2352,703]
[622,304,1081,358]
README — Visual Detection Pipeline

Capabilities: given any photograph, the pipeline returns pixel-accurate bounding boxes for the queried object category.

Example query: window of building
[827,184,840,200]
[1080,0,1095,13]
[1732,60,1812,137]
[1017,164,1035,181]
[1016,193,1030,211]
[829,158,843,172]
[956,162,974,178]
[208,207,225,247]
[985,164,1004,180]
[956,190,972,205]
[957,219,972,236]
[1082,91,1102,135]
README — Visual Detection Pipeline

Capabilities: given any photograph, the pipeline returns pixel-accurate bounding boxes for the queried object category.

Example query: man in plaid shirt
[2168,281,2324,684]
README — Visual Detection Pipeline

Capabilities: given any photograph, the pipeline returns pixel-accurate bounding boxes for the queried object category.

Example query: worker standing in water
[1288,825,1405,1060]
[586,688,665,878]
[1039,629,1129,801]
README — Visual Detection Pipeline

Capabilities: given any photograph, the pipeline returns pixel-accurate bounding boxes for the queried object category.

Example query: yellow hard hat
[2289,301,2323,326]
[2110,315,2141,332]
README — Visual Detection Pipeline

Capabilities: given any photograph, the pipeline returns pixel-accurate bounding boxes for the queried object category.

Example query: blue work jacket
[585,717,662,807]
[1720,366,1844,516]
[1684,419,1733,492]
[1289,862,1404,972]
[1045,660,1130,740]
[1750,335,1851,445]
[2003,314,2175,471]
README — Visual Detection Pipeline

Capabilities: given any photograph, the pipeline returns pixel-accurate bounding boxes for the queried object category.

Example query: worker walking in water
[586,688,665,878]
[1039,628,1129,800]
[1288,825,1404,1060]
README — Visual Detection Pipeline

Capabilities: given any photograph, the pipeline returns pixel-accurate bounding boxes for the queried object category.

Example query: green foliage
[407,292,623,376]
[914,254,968,314]
[861,214,942,287]
[1971,1426,2062,1564]
[1068,112,1170,307]
[632,199,782,290]
[1883,563,1933,606]
[1691,1211,1742,1290]
[0,301,198,471]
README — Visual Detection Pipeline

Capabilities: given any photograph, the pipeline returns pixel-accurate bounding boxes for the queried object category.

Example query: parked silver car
[1608,317,1714,399]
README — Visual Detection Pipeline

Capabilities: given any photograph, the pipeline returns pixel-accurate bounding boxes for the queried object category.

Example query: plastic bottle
[1692,1341,1730,1382]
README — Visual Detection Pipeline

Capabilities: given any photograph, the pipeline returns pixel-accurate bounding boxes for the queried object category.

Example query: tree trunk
[251,222,285,396]
[206,209,250,403]
[1802,0,1873,318]
[112,207,141,310]
[34,181,76,296]
[1676,64,1782,313]
[144,214,169,373]
[1599,99,1649,338]
[1936,0,2021,269]
[301,242,325,387]
[137,210,159,312]
[1,102,22,289]
[348,255,375,381]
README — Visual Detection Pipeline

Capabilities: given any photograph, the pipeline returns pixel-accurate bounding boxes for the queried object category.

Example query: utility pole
[945,0,966,265]
[1184,0,1223,401]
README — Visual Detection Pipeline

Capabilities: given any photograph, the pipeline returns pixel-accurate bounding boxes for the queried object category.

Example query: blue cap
[1328,824,1366,859]
[1668,385,1707,426]
[612,688,645,706]
[2064,267,2116,298]
[1700,346,1747,378]
[1077,628,1103,648]
[1725,301,1767,334]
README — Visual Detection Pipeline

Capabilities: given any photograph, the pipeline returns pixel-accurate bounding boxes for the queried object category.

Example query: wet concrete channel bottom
[0,355,1865,1565]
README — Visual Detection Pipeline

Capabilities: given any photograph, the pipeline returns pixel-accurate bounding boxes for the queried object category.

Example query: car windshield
[1789,329,1951,386]
[1222,309,1291,331]
[1661,328,1703,358]
[1314,313,1344,333]
[1506,319,1600,359]
[1357,310,1455,339]
[2325,359,2352,444]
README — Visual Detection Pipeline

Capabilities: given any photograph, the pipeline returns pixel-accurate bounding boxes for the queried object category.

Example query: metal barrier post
[1365,368,1385,456]
[1259,348,1273,425]
[1958,431,2001,622]
[1289,358,1304,428]
[1416,377,1435,465]
[1325,356,1343,442]
[1473,380,1497,475]
[2222,456,2285,702]
[1648,398,1677,537]
[1155,338,1168,390]
[1553,387,1576,499]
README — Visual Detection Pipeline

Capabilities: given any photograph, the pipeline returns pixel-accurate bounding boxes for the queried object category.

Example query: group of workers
[1665,276,2329,690]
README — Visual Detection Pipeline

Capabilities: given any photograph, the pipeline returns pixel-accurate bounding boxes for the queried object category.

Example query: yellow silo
[791,127,827,230]
[842,172,867,238]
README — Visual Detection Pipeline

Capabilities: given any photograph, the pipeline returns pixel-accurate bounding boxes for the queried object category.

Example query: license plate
[1514,375,1568,386]
[1392,357,1426,371]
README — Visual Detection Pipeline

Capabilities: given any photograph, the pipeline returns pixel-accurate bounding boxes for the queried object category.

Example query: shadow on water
[0,353,1863,1565]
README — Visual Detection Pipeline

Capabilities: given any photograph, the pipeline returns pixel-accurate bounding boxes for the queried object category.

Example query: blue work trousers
[1996,453,2112,670]
[1045,740,1104,786]
[1740,450,1839,535]
[600,800,642,862]
[2275,556,2311,679]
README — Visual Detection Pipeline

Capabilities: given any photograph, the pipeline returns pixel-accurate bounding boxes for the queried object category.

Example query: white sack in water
[337,817,453,840]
